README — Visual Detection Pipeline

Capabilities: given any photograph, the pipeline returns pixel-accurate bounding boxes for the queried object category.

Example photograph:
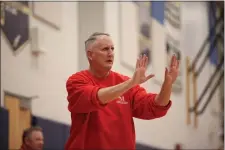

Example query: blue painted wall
[151,1,165,25]
[151,1,220,66]
[208,2,219,66]
[0,107,161,150]
[0,107,9,150]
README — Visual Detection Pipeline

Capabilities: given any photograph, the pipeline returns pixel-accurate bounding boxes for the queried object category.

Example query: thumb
[165,67,168,77]
[146,74,155,81]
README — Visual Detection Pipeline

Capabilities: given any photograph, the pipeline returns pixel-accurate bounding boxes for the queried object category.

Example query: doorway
[4,92,31,149]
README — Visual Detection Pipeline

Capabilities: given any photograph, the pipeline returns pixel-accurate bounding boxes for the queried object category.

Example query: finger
[169,55,174,68]
[138,55,141,67]
[174,55,178,66]
[144,56,148,68]
[140,54,144,67]
[136,57,140,68]
[173,55,176,66]
[140,55,144,67]
[170,55,176,68]
[142,55,145,67]
[142,54,147,67]
[146,74,155,81]
[173,54,177,64]
[176,60,180,69]
[165,67,168,77]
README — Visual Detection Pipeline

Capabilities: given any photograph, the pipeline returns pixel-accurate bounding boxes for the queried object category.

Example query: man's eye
[103,48,109,51]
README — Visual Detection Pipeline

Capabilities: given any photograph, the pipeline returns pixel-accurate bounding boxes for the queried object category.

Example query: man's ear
[87,50,93,60]
[24,137,30,145]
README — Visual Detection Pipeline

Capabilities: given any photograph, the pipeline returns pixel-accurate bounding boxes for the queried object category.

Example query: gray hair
[85,32,110,51]
[22,126,43,142]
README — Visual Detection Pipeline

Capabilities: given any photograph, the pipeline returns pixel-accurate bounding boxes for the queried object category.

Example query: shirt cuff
[92,87,108,108]
[152,98,172,110]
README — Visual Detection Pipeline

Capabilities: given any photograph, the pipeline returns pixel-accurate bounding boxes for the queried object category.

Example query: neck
[88,66,110,79]
[20,143,31,150]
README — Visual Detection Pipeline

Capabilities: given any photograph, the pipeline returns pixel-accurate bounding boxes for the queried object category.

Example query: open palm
[165,55,179,84]
[131,55,154,85]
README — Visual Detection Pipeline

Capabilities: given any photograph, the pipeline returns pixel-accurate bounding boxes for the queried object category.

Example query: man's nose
[40,140,44,146]
[108,49,114,56]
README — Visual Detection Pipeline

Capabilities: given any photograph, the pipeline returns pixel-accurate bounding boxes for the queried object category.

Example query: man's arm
[97,79,135,104]
[66,55,155,114]
[66,74,136,113]
[154,55,179,106]
[131,55,179,119]
[131,85,172,120]
[154,79,173,106]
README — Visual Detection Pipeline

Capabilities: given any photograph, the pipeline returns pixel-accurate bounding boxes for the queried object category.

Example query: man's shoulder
[67,70,89,82]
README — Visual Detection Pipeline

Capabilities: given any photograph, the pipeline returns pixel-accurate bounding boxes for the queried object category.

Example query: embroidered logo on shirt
[116,96,128,104]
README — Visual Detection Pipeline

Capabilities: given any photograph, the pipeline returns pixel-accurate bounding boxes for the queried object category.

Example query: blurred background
[0,1,224,150]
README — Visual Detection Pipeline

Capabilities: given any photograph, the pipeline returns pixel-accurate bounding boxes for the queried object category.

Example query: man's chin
[33,147,43,150]
[105,63,113,69]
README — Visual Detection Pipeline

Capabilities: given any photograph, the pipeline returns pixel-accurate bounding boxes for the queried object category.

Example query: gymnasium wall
[1,2,77,124]
[1,1,221,149]
[104,1,221,149]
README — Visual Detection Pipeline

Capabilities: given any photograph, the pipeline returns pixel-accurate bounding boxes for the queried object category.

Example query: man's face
[87,35,114,71]
[26,131,44,150]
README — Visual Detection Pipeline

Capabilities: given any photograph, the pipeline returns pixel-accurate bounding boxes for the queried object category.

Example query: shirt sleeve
[130,85,172,120]
[66,74,106,113]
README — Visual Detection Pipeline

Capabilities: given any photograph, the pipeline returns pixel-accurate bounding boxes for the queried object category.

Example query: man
[65,32,179,149]
[20,126,44,150]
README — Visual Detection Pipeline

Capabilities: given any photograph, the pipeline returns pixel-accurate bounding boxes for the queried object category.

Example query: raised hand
[165,54,179,84]
[131,55,155,85]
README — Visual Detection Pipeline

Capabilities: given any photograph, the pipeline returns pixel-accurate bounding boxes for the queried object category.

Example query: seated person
[20,126,44,150]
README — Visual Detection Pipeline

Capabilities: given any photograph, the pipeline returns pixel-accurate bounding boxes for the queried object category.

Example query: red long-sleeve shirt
[65,70,172,150]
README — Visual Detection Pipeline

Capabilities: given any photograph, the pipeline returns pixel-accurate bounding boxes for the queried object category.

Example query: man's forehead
[96,35,111,41]
[31,130,43,137]
[95,35,113,46]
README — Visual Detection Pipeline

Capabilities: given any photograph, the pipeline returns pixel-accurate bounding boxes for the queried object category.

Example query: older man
[65,32,179,149]
[20,126,44,150]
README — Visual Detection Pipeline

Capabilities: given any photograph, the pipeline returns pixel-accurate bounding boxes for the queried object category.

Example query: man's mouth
[106,60,113,63]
